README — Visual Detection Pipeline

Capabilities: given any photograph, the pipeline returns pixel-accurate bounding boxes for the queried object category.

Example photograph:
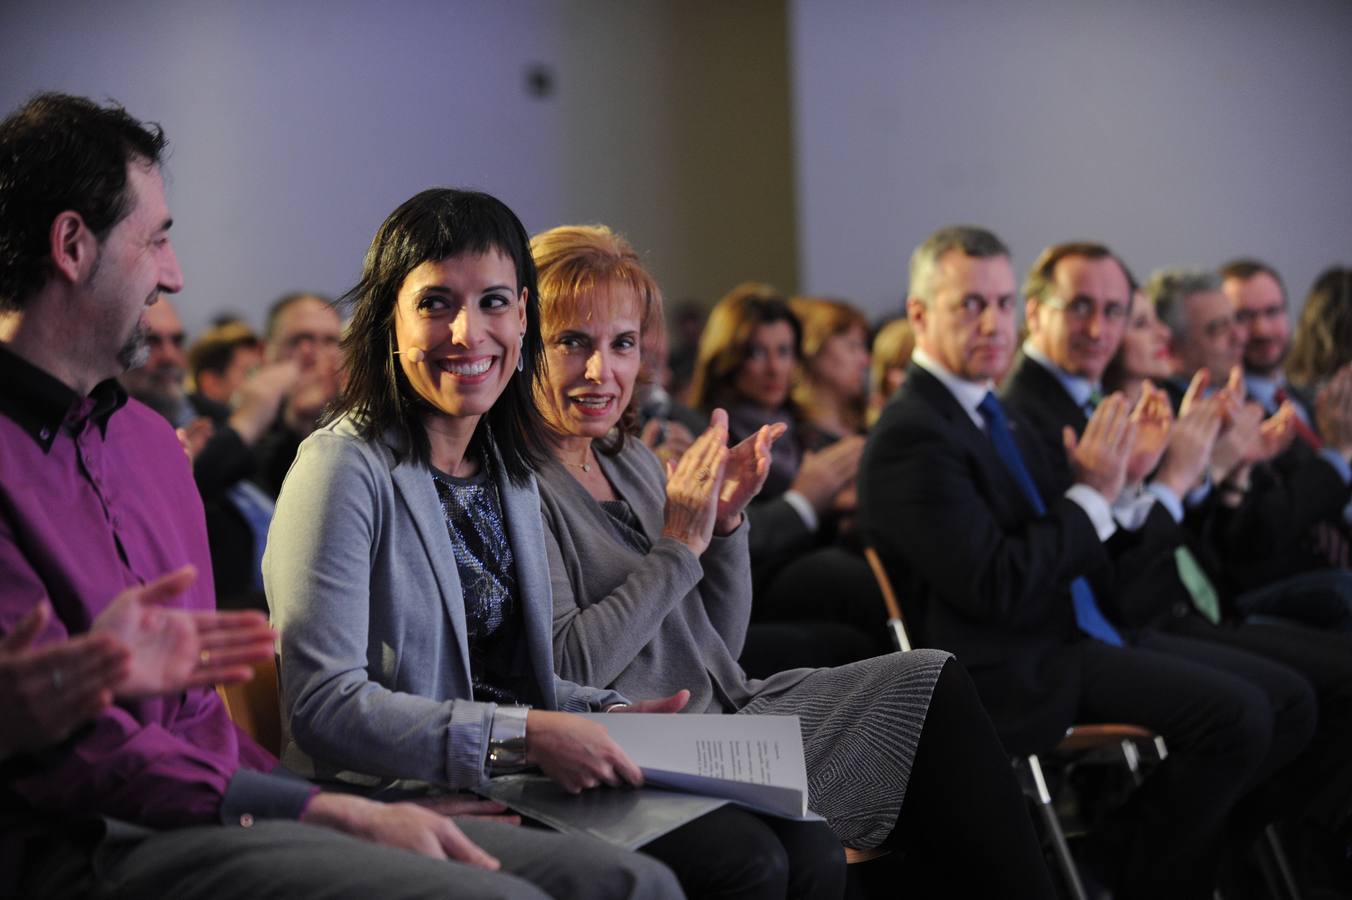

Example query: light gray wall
[0,0,797,336]
[789,0,1352,320]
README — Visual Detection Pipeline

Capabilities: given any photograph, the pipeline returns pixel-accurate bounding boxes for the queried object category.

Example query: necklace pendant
[581,463,592,473]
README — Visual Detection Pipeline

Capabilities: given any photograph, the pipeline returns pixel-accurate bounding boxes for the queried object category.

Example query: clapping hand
[91,565,275,698]
[661,417,730,556]
[1065,392,1137,504]
[1316,362,1352,459]
[1253,402,1298,463]
[1125,381,1174,486]
[0,602,128,758]
[640,418,695,469]
[713,408,786,534]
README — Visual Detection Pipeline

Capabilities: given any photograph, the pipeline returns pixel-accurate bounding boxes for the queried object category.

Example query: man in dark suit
[859,226,1291,899]
[1222,258,1316,424]
[1006,243,1352,891]
[1153,267,1352,603]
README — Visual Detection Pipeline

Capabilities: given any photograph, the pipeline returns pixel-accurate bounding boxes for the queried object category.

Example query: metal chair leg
[1021,754,1089,900]
[1261,824,1304,900]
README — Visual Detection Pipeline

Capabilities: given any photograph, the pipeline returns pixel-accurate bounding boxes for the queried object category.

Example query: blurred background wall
[790,0,1352,317]
[2,0,1348,332]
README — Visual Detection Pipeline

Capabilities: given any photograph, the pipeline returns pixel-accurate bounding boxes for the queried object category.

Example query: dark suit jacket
[859,364,1111,754]
[1162,377,1351,593]
[1002,355,1215,627]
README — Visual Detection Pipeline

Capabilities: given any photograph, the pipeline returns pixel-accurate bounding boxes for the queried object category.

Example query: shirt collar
[1022,340,1098,409]
[0,344,128,452]
[912,348,993,430]
[1244,372,1284,413]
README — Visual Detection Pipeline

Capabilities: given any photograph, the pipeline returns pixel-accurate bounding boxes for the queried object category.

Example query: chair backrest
[863,546,913,652]
[217,656,283,757]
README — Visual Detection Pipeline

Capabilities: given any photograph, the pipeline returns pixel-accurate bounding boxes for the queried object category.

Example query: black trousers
[1152,615,1352,832]
[889,660,1058,898]
[1070,639,1287,900]
[642,806,845,900]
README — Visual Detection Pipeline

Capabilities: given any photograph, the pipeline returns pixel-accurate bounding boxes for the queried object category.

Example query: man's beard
[116,320,151,371]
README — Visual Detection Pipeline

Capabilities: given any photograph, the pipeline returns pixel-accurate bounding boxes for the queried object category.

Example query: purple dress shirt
[0,346,314,873]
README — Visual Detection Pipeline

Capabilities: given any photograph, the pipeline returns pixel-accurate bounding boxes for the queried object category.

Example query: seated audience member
[1153,269,1352,597]
[1286,266,1352,392]
[787,296,870,446]
[1221,257,1352,595]
[118,295,193,424]
[251,290,344,496]
[1008,244,1352,891]
[859,225,1296,899]
[188,321,263,408]
[1,92,643,900]
[121,297,291,610]
[264,187,841,900]
[866,317,914,425]
[530,223,1056,898]
[686,285,887,657]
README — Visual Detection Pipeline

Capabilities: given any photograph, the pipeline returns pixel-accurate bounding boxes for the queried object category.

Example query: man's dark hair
[0,93,167,311]
[187,322,260,384]
[1219,257,1287,302]
[327,187,548,484]
[264,290,336,344]
[1023,241,1138,304]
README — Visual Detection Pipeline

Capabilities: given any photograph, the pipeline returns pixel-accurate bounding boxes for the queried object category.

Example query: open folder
[476,713,819,849]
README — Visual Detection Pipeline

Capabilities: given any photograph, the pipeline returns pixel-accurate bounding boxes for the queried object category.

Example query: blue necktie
[977,392,1124,646]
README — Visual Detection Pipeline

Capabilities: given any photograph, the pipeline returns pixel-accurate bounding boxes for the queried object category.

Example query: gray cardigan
[264,417,625,793]
[539,440,815,714]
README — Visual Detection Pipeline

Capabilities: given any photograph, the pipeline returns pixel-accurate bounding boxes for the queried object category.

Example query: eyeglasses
[1042,294,1128,324]
[1234,304,1286,325]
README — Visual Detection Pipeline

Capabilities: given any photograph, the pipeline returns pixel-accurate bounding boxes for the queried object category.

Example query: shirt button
[39,427,51,441]
[239,813,255,828]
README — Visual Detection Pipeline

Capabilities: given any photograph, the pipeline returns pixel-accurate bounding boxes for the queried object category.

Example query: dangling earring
[516,334,525,372]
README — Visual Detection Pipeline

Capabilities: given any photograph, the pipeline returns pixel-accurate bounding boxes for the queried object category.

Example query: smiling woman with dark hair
[263,188,695,900]
[267,187,856,900]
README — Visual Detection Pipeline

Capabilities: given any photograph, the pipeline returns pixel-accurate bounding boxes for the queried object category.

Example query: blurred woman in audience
[265,187,807,899]
[686,285,887,658]
[530,223,1057,898]
[866,317,914,426]
[1287,266,1352,390]
[787,297,870,447]
[1102,289,1177,401]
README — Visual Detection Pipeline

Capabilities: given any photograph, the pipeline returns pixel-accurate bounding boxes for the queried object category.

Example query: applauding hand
[0,603,128,758]
[91,565,275,698]
[712,408,786,534]
[662,417,730,556]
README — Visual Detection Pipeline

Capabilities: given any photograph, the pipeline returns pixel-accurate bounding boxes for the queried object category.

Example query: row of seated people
[1,93,1049,900]
[4,91,1352,900]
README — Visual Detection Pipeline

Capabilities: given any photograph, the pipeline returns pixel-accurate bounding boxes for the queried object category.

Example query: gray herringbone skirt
[735,649,951,849]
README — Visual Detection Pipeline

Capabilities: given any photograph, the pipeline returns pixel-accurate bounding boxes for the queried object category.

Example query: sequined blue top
[431,463,539,707]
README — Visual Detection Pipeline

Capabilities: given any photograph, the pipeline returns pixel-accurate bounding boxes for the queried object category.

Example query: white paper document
[577,713,813,819]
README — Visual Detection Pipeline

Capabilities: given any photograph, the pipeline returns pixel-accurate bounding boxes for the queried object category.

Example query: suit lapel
[495,461,556,706]
[908,366,1043,518]
[388,451,475,682]
[1007,353,1088,433]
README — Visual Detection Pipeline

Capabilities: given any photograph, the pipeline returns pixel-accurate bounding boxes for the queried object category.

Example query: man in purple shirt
[0,93,679,900]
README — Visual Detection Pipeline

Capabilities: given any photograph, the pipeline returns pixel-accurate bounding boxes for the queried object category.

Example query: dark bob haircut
[327,188,548,484]
[0,92,167,311]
